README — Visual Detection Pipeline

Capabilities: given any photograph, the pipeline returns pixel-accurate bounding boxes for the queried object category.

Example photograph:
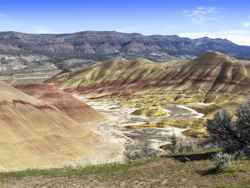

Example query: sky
[0,0,250,45]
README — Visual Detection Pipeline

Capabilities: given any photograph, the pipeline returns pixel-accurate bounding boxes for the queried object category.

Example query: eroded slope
[0,82,115,171]
[52,52,250,99]
[15,83,104,123]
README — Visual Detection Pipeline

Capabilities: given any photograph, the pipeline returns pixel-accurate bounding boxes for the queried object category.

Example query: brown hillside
[0,82,110,171]
[15,84,104,123]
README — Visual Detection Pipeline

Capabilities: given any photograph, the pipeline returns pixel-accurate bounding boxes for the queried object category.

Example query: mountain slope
[15,83,104,123]
[0,82,114,171]
[52,58,171,93]
[52,52,250,99]
[0,31,250,61]
[159,52,250,93]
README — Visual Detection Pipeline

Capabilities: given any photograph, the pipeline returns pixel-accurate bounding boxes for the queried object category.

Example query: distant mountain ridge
[0,31,250,61]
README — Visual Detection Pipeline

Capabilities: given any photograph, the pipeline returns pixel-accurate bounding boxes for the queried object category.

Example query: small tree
[207,101,250,157]
[236,103,250,143]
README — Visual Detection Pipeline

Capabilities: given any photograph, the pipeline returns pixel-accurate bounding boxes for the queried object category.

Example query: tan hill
[0,82,117,172]
[51,52,250,99]
[156,52,250,97]
[15,83,104,123]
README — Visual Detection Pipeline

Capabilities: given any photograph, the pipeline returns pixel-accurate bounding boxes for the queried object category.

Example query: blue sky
[1,0,250,45]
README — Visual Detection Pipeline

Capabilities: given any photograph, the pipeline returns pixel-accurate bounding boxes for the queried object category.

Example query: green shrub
[213,152,232,171]
[168,134,203,155]
[207,101,250,157]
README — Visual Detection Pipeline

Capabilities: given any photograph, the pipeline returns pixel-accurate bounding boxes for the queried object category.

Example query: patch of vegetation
[174,94,205,104]
[183,127,208,138]
[125,122,163,129]
[1,158,250,187]
[156,118,205,128]
[166,134,211,155]
[155,118,208,138]
[0,158,161,181]
[125,118,208,138]
[207,100,250,157]
[213,152,233,172]
[188,103,221,117]
[131,106,168,117]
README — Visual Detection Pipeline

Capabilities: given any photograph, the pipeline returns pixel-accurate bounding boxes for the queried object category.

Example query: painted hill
[159,52,250,93]
[15,83,104,123]
[52,52,250,101]
[52,58,169,93]
[0,82,115,172]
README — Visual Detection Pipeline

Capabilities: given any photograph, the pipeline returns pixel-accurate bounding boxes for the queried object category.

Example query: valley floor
[74,94,204,160]
[1,157,250,188]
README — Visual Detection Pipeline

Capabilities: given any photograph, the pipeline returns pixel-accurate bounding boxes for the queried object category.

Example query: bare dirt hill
[0,82,117,172]
[52,52,250,98]
[15,83,104,123]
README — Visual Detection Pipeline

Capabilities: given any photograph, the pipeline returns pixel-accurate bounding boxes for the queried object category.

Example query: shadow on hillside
[164,151,219,162]
[197,167,224,176]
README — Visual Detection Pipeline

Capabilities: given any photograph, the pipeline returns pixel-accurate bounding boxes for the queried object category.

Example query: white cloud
[179,30,250,46]
[183,6,219,24]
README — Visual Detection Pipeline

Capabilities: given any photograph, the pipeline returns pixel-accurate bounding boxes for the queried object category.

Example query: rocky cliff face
[0,31,249,61]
